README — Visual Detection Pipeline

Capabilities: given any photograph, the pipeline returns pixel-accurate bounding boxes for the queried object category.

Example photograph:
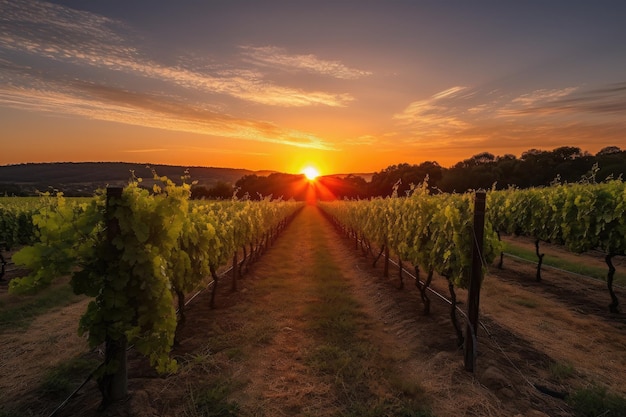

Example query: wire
[46,260,239,417]
[503,252,625,290]
[470,226,490,270]
[379,243,560,398]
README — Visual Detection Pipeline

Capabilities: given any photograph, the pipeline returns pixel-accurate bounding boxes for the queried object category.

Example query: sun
[302,166,320,181]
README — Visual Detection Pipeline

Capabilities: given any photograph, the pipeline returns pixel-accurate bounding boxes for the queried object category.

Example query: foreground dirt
[2,206,625,416]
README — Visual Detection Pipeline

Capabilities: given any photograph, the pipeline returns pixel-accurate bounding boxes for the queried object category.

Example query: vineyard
[1,179,626,416]
[1,178,303,412]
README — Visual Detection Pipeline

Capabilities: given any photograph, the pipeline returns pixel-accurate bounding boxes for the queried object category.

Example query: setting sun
[302,166,320,181]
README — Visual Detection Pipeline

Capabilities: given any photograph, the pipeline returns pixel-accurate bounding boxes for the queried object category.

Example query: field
[1,206,626,416]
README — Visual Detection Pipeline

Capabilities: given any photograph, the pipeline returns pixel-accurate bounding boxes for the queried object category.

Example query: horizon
[0,142,617,179]
[2,1,626,174]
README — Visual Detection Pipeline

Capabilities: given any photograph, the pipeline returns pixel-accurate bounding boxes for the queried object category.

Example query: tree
[455,152,496,168]
[551,146,583,161]
[597,146,622,156]
[369,162,442,197]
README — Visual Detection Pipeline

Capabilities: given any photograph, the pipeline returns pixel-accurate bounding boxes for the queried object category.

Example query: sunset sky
[2,0,626,175]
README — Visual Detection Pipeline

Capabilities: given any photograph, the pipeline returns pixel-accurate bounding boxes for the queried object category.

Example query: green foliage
[568,385,626,417]
[8,177,303,379]
[319,183,502,289]
[0,196,43,249]
[10,195,103,294]
[548,361,575,382]
[488,180,626,255]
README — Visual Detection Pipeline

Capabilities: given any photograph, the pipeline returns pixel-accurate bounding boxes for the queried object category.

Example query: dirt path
[8,205,626,416]
[0,280,91,414]
[86,205,571,417]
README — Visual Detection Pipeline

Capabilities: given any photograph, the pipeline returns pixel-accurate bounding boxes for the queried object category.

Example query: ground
[1,206,625,416]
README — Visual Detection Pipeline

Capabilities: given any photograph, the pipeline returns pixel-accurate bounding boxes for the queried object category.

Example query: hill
[0,162,258,196]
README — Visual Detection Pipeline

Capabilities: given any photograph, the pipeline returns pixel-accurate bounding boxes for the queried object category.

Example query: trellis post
[464,191,486,372]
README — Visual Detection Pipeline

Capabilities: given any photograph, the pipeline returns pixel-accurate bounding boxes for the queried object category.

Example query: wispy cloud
[510,87,578,107]
[240,45,372,80]
[0,69,337,150]
[392,86,471,136]
[503,83,626,116]
[0,0,139,71]
[0,0,352,109]
[388,83,626,154]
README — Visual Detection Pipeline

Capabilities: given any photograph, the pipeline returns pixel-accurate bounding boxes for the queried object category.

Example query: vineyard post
[464,191,486,372]
[383,245,390,278]
[232,251,238,292]
[101,187,128,406]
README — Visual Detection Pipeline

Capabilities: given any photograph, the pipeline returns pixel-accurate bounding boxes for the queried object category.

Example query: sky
[1,0,626,175]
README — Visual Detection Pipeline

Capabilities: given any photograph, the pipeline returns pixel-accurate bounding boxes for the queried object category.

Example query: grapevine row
[0,196,43,249]
[8,178,303,407]
[319,183,502,345]
[488,179,626,312]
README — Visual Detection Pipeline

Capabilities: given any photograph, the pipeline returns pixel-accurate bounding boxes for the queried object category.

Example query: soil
[1,206,625,416]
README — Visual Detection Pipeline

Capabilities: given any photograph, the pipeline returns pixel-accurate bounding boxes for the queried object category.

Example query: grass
[303,215,432,417]
[179,207,433,416]
[0,355,100,417]
[503,241,626,286]
[0,280,84,332]
[568,385,626,417]
[40,356,100,398]
[184,378,241,417]
[512,297,539,308]
[548,361,575,382]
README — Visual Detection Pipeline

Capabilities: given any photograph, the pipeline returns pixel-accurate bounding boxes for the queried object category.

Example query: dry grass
[0,294,91,414]
[480,267,626,396]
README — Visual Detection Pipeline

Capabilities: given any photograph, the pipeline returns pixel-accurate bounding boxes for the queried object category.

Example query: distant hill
[0,162,261,196]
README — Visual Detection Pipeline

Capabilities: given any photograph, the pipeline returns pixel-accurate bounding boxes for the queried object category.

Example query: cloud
[392,86,471,136]
[510,87,578,107]
[0,0,352,108]
[0,0,138,69]
[388,83,626,154]
[521,82,626,117]
[505,83,626,116]
[431,86,468,100]
[0,70,337,151]
[240,45,372,80]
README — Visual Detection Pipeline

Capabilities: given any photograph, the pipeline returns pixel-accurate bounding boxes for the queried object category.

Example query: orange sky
[1,1,625,175]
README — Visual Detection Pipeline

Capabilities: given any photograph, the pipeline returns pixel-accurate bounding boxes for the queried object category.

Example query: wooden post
[383,245,390,278]
[232,251,238,292]
[464,191,486,372]
[100,187,128,407]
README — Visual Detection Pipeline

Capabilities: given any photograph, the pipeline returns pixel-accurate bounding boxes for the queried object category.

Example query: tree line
[192,146,626,200]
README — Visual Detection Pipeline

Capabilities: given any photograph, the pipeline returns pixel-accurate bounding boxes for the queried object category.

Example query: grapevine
[488,180,626,312]
[319,184,502,345]
[9,177,303,408]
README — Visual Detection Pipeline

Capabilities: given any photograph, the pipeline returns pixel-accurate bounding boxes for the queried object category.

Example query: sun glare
[302,166,320,181]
